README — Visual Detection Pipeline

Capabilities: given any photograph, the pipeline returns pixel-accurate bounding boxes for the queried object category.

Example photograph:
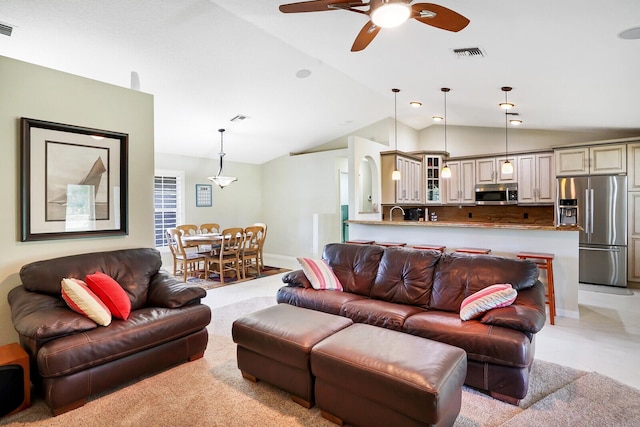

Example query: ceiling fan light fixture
[371,1,411,28]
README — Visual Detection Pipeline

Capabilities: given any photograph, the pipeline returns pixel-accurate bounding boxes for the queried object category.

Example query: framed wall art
[20,118,129,241]
[196,184,212,207]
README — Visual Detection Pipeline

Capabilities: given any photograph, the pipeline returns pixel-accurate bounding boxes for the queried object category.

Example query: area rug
[185,266,290,291]
[3,297,640,427]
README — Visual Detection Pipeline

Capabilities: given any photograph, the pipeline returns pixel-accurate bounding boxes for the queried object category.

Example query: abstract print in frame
[21,118,129,241]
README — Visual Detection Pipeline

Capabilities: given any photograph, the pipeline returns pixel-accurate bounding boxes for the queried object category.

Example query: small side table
[0,343,30,417]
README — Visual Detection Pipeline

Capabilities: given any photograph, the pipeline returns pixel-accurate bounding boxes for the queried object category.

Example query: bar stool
[455,248,491,255]
[375,242,407,248]
[345,239,374,245]
[517,252,556,325]
[413,244,446,253]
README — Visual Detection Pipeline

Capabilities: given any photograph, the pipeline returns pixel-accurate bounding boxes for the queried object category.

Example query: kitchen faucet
[389,206,405,221]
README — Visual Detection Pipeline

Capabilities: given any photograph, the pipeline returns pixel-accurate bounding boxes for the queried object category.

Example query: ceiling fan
[279,0,470,52]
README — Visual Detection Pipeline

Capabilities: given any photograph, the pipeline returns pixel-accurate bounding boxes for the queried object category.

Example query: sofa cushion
[85,272,132,320]
[297,257,343,290]
[370,248,440,308]
[277,286,365,316]
[340,299,425,331]
[460,284,517,321]
[36,304,212,378]
[19,248,163,311]
[323,243,384,297]
[430,253,539,313]
[403,311,534,368]
[61,278,112,327]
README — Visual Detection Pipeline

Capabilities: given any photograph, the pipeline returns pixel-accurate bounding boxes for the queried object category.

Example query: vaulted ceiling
[1,0,639,164]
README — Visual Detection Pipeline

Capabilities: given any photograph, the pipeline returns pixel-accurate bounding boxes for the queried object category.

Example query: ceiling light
[509,119,523,125]
[295,69,312,78]
[371,1,411,28]
[208,129,238,189]
[440,88,452,179]
[501,87,514,175]
[409,101,422,108]
[391,88,401,181]
[432,115,443,122]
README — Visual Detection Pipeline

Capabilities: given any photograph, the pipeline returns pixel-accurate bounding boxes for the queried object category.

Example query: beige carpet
[3,296,640,427]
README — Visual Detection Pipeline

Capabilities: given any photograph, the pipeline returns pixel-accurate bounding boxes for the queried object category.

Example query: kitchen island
[346,220,580,319]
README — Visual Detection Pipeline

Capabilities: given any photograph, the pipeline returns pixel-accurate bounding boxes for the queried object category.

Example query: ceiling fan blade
[411,3,470,32]
[351,21,381,52]
[279,0,365,13]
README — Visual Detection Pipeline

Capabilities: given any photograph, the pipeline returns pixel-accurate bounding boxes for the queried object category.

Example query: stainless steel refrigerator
[557,175,627,287]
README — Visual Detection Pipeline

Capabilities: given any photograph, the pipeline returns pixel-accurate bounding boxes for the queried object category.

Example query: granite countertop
[346,219,581,231]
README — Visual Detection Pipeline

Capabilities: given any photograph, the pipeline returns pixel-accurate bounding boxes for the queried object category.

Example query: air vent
[0,22,13,37]
[230,114,248,122]
[451,47,486,58]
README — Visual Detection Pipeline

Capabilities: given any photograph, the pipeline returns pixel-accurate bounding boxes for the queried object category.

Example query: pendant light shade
[391,88,401,181]
[501,87,514,175]
[440,88,452,179]
[208,128,238,188]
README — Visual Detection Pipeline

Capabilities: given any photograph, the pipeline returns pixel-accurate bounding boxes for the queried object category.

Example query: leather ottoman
[311,323,467,427]
[232,304,352,408]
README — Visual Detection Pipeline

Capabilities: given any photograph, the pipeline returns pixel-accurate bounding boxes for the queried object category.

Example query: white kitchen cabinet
[381,152,423,205]
[444,160,475,204]
[628,143,640,191]
[628,192,640,282]
[475,156,517,184]
[423,154,443,204]
[555,144,627,176]
[517,152,555,204]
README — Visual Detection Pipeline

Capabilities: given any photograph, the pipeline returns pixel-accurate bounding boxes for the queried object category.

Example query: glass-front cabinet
[423,154,443,204]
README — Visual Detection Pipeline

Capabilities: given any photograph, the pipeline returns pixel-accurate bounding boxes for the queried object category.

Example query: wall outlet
[468,212,473,218]
[524,213,529,219]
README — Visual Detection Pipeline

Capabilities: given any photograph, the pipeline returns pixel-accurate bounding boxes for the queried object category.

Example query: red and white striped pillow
[61,278,112,326]
[460,284,517,321]
[297,257,343,291]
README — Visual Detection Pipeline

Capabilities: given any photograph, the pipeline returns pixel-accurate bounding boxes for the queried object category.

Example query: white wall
[260,149,346,257]
[0,56,155,345]
[419,124,640,157]
[154,153,262,230]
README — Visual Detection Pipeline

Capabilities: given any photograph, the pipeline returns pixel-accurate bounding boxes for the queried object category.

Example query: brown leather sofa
[8,248,211,415]
[277,243,547,404]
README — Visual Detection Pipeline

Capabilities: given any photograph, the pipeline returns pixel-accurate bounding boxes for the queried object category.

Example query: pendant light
[500,87,514,175]
[208,128,238,188]
[391,88,401,181]
[440,88,452,178]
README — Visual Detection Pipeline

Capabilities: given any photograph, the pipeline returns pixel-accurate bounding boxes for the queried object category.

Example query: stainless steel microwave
[475,183,518,205]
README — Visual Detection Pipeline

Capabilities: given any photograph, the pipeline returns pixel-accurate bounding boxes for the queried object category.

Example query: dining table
[181,233,223,254]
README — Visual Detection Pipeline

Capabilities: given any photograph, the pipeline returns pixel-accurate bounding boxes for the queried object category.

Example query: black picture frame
[20,118,129,241]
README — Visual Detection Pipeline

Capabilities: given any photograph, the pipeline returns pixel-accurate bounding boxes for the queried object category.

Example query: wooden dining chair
[252,222,268,272]
[207,227,243,284]
[241,226,263,279]
[199,223,220,234]
[197,223,221,255]
[166,228,208,282]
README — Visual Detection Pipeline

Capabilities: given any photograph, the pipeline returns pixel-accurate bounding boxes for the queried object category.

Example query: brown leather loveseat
[277,243,547,404]
[8,248,211,415]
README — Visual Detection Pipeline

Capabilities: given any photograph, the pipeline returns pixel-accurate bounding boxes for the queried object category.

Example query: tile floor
[200,254,640,390]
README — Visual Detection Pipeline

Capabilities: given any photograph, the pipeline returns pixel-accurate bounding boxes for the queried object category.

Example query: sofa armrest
[282,269,313,289]
[480,280,547,333]
[8,286,97,341]
[147,270,206,308]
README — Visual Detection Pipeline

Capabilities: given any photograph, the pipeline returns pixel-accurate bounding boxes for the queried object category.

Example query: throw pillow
[61,278,112,326]
[460,284,517,321]
[85,272,131,320]
[297,257,343,291]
